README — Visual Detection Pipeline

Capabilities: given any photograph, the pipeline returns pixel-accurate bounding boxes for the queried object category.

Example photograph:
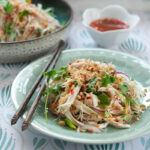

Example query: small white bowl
[82,5,140,47]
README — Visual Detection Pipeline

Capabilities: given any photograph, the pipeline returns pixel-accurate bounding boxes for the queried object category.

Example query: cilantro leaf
[4,1,13,14]
[64,118,76,129]
[42,69,57,78]
[110,76,116,83]
[88,77,98,88]
[98,94,110,106]
[3,22,16,37]
[105,110,110,118]
[49,84,62,94]
[73,80,78,87]
[101,73,115,87]
[19,10,30,20]
[53,76,61,81]
[119,82,128,95]
[126,97,136,105]
[87,88,101,95]
[63,73,71,79]
[57,67,67,75]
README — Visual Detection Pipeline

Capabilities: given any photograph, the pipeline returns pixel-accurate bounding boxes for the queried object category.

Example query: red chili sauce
[90,18,130,32]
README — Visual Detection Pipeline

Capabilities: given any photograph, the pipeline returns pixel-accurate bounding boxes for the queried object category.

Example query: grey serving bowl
[0,0,73,63]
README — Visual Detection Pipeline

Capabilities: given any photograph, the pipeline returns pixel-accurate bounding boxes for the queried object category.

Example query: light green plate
[11,48,150,144]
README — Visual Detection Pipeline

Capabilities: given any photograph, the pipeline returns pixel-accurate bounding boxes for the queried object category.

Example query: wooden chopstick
[11,40,65,126]
[21,40,65,131]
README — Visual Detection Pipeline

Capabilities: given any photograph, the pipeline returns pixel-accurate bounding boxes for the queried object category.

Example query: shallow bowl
[0,0,73,63]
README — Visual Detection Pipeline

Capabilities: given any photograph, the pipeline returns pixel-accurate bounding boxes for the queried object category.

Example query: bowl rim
[0,0,73,45]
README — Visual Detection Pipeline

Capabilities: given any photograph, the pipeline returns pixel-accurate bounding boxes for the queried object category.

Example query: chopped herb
[26,0,30,2]
[37,28,43,35]
[49,84,62,94]
[3,22,16,37]
[126,97,136,105]
[105,109,110,118]
[63,73,71,79]
[4,1,13,14]
[98,94,110,106]
[57,67,67,75]
[53,76,61,81]
[61,21,67,26]
[42,69,57,78]
[42,67,67,79]
[110,76,116,83]
[119,82,128,95]
[88,77,98,88]
[42,91,47,96]
[101,73,115,87]
[64,118,76,129]
[87,88,101,95]
[73,80,78,87]
[19,10,30,20]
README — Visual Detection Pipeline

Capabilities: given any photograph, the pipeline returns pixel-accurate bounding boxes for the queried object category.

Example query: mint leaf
[88,77,98,88]
[64,118,76,129]
[98,94,110,106]
[126,97,136,105]
[19,10,30,20]
[119,82,128,95]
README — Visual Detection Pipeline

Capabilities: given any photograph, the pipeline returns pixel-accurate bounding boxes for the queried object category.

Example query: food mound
[42,59,146,133]
[0,0,61,42]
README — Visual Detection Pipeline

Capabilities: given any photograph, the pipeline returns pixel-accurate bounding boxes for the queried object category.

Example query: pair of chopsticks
[11,40,65,131]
